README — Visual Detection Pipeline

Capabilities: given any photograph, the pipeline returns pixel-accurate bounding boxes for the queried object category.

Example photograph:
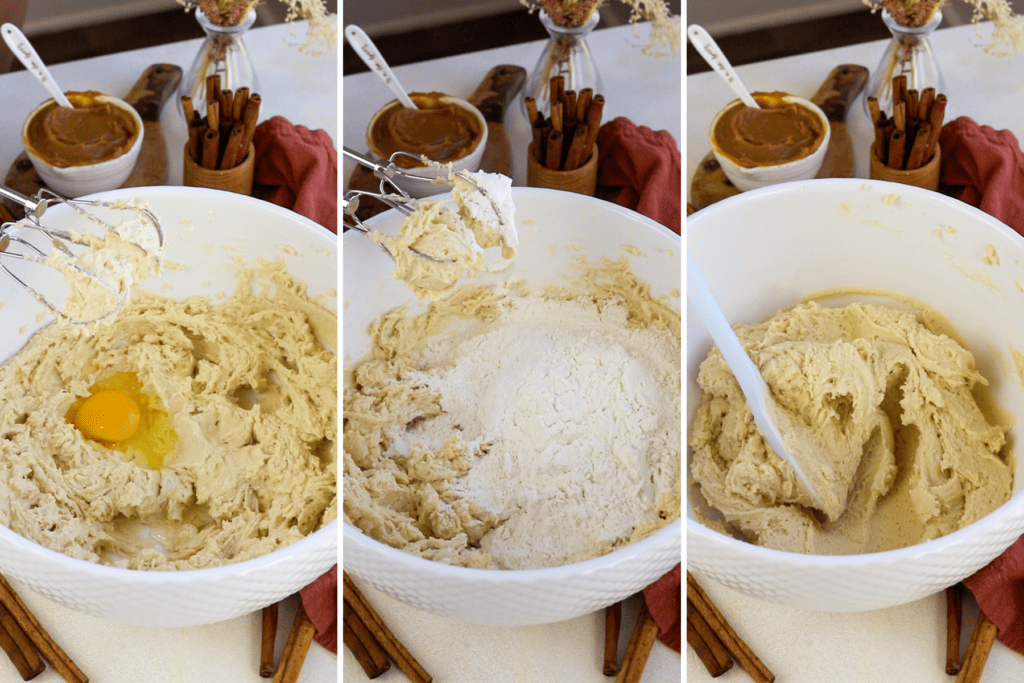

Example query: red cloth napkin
[252,115,338,654]
[939,116,1024,236]
[301,565,337,653]
[596,117,682,235]
[253,116,338,234]
[940,116,1024,656]
[644,563,681,652]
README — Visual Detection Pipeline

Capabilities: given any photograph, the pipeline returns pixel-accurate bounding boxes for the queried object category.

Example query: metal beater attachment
[342,146,507,264]
[0,185,164,324]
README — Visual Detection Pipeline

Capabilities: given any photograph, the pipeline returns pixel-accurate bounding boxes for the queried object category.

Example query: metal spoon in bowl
[687,251,836,516]
[687,24,759,109]
[344,24,418,110]
[1,23,74,108]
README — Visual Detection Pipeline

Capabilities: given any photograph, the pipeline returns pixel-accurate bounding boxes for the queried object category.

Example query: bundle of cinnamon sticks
[257,599,319,683]
[183,75,261,171]
[526,76,604,172]
[946,583,1000,683]
[0,573,87,682]
[868,75,946,171]
[686,571,775,682]
[342,571,432,682]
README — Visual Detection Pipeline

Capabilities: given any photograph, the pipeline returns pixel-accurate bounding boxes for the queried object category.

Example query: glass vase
[863,9,946,119]
[178,8,260,121]
[520,10,603,120]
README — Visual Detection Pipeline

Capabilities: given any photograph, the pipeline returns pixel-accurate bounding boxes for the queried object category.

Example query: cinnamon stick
[867,95,882,126]
[893,74,907,108]
[260,602,278,678]
[576,87,593,121]
[614,603,660,683]
[524,96,539,127]
[545,129,563,170]
[531,121,546,164]
[687,572,774,683]
[956,612,998,683]
[905,122,933,170]
[907,89,919,121]
[181,95,195,126]
[550,101,563,134]
[893,99,906,133]
[919,86,936,121]
[220,89,233,123]
[550,75,564,109]
[220,123,246,170]
[687,599,733,677]
[603,601,622,676]
[564,124,589,172]
[0,603,44,680]
[206,100,220,135]
[233,87,250,122]
[343,599,390,679]
[0,574,87,683]
[887,129,906,170]
[206,74,221,104]
[873,114,889,163]
[201,128,220,170]
[946,584,964,675]
[271,603,316,683]
[343,572,432,683]
[583,94,604,159]
[240,94,262,158]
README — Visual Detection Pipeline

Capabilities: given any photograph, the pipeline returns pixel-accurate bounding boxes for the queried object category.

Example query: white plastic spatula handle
[1,23,74,109]
[687,251,825,510]
[344,24,418,110]
[686,24,760,109]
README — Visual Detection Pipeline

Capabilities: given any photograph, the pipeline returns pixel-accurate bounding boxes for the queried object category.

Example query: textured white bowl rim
[687,178,1024,577]
[21,94,144,173]
[0,186,337,589]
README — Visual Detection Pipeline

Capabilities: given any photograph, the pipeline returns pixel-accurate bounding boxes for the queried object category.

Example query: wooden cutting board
[3,64,182,214]
[689,64,869,212]
[346,65,527,222]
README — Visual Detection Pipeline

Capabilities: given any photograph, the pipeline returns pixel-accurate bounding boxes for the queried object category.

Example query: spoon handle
[344,25,418,110]
[687,251,826,510]
[1,23,74,108]
[686,24,759,109]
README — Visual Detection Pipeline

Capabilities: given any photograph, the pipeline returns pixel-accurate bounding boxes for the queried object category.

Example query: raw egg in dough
[66,372,177,469]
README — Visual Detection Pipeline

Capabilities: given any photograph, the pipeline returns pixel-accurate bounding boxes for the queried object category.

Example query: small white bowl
[709,95,830,192]
[22,94,144,198]
[366,94,487,198]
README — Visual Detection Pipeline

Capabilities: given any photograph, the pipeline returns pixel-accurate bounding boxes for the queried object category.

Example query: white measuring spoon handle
[686,251,826,511]
[344,24,418,110]
[1,23,74,109]
[686,24,759,109]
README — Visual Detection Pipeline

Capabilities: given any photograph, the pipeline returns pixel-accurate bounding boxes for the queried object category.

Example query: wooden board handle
[467,65,527,123]
[810,64,869,122]
[124,64,183,122]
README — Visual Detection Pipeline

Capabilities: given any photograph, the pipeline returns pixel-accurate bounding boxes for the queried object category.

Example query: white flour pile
[344,263,681,570]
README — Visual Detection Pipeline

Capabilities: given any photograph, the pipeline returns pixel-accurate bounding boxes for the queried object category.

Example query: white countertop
[341,20,682,683]
[342,21,682,190]
[0,20,337,683]
[687,19,1024,683]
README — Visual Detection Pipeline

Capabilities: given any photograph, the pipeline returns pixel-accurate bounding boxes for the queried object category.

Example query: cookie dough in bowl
[344,188,681,626]
[0,187,337,627]
[687,178,1024,613]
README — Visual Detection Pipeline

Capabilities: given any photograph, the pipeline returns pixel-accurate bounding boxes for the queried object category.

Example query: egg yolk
[74,390,141,441]
[65,372,177,469]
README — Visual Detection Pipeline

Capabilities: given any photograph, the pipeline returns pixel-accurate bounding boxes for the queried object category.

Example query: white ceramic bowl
[22,95,144,198]
[343,188,681,626]
[687,178,1024,612]
[366,95,487,198]
[709,95,830,192]
[0,187,337,627]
